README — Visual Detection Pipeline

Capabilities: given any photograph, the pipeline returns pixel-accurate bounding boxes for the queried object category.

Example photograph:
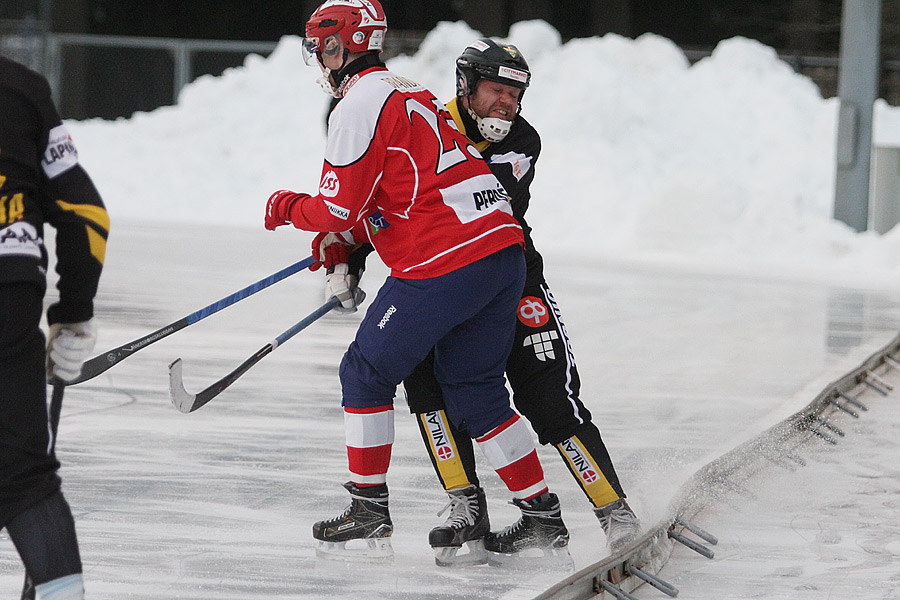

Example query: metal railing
[43,33,279,107]
[1,29,426,119]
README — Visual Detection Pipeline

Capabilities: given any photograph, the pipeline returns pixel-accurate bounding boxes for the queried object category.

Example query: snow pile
[66,20,900,279]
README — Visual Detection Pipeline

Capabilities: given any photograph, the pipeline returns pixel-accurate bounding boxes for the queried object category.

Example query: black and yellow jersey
[0,56,109,325]
[446,97,544,287]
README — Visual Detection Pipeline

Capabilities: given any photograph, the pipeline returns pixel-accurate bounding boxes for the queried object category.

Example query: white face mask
[477,116,513,143]
[316,69,341,98]
[462,78,519,143]
[309,33,345,98]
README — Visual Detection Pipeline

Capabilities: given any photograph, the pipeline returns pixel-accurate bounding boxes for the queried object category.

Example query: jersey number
[0,174,24,224]
[405,99,471,175]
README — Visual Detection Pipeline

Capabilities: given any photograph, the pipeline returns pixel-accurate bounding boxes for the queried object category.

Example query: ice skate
[429,485,490,567]
[595,498,641,553]
[313,482,393,562]
[484,493,573,571]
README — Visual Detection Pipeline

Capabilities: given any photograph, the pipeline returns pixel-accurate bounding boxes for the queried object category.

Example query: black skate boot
[429,485,491,567]
[313,481,393,561]
[484,492,573,570]
[595,498,641,553]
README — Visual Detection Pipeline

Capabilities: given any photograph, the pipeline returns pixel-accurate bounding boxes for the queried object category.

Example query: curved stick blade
[168,358,198,413]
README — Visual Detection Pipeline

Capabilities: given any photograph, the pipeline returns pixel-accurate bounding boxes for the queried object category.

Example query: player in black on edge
[1,55,110,599]
[404,40,642,566]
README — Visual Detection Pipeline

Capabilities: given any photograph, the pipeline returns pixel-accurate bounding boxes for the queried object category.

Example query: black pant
[407,281,627,506]
[407,281,593,443]
[0,282,61,528]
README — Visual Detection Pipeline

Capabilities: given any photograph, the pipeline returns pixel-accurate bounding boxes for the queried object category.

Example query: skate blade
[434,539,488,567]
[487,546,574,572]
[315,537,394,563]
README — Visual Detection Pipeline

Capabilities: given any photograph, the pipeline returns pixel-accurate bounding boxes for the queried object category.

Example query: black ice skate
[429,485,490,567]
[595,498,641,553]
[312,482,393,561]
[484,492,573,570]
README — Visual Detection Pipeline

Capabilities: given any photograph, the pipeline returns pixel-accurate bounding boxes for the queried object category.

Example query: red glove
[310,232,353,271]
[265,190,309,231]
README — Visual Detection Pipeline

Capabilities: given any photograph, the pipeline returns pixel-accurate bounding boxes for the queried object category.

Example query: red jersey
[289,66,523,279]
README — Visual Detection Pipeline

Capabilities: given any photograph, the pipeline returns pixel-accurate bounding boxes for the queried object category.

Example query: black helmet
[456,39,531,100]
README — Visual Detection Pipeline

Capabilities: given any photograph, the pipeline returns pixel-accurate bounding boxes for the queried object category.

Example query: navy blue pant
[340,245,525,438]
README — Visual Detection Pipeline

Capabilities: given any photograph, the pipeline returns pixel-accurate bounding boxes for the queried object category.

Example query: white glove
[326,263,366,313]
[46,318,97,382]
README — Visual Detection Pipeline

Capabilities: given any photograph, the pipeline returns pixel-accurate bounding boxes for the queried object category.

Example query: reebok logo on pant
[377,305,396,330]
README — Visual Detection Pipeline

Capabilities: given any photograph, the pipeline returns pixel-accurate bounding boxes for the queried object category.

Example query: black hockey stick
[48,379,66,452]
[169,296,341,413]
[67,256,316,386]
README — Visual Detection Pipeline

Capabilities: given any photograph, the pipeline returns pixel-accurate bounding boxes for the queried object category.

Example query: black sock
[6,491,82,586]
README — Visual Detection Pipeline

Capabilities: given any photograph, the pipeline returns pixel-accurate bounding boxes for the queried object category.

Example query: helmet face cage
[302,32,344,65]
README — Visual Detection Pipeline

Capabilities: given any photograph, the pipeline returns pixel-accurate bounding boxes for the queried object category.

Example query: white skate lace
[324,503,354,525]
[326,491,387,525]
[436,492,477,528]
[601,506,636,528]
[493,500,532,538]
[495,517,525,538]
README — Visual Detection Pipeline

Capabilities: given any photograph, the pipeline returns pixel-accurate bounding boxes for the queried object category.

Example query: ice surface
[3,224,899,598]
[3,18,900,599]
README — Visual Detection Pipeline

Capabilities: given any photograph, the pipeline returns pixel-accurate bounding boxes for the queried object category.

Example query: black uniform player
[404,40,642,566]
[1,56,109,599]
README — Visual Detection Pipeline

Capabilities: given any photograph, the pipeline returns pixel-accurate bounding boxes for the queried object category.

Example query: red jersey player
[264,0,571,568]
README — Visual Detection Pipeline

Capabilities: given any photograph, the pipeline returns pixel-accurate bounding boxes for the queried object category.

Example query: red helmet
[304,0,387,59]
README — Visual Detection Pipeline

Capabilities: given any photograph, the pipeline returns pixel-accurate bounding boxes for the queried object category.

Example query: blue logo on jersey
[368,211,390,234]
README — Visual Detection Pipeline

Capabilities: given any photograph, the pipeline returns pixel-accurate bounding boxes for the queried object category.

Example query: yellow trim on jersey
[56,200,110,233]
[56,200,109,265]
[86,226,107,265]
[446,98,491,155]
[557,435,620,508]
[419,410,472,490]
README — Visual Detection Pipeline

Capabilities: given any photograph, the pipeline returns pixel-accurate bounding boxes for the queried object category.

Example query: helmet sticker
[358,0,385,24]
[498,66,528,83]
[368,28,384,50]
[502,44,520,58]
[469,40,490,52]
